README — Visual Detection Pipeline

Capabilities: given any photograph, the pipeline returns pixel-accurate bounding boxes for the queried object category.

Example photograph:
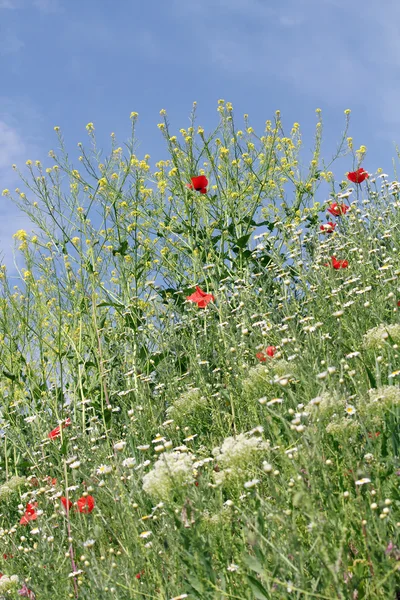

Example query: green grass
[0,104,399,599]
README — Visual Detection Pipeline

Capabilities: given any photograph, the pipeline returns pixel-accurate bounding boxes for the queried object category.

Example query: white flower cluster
[0,574,19,592]
[365,385,400,411]
[363,323,400,350]
[212,433,270,485]
[306,391,346,416]
[0,476,26,501]
[166,387,209,422]
[142,451,195,501]
[242,364,271,394]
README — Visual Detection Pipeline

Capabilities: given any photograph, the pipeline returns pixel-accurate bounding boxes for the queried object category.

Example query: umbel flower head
[363,323,400,350]
[365,385,400,410]
[186,286,215,308]
[347,168,369,184]
[212,432,270,486]
[166,387,209,423]
[142,451,195,501]
[0,476,26,501]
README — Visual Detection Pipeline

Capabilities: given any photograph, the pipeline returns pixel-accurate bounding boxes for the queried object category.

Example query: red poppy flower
[327,202,349,217]
[256,346,276,361]
[347,168,369,184]
[48,417,71,440]
[186,286,215,308]
[320,222,336,234]
[397,301,400,307]
[20,502,38,525]
[76,495,95,514]
[325,256,348,270]
[135,571,145,580]
[367,431,380,438]
[187,175,208,194]
[60,497,73,511]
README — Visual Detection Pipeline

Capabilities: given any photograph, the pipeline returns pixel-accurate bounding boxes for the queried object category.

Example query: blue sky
[1,0,399,274]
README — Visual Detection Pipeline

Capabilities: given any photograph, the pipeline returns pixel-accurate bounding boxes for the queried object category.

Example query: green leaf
[247,575,270,599]
[235,233,252,249]
[112,240,129,256]
[364,364,377,389]
[2,370,17,381]
[243,555,265,576]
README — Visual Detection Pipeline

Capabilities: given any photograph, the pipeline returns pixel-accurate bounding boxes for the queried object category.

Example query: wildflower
[76,495,95,514]
[0,575,19,592]
[60,497,73,511]
[212,433,269,486]
[328,202,349,217]
[20,502,38,525]
[227,563,239,572]
[366,385,400,408]
[363,324,400,350]
[48,418,71,439]
[69,461,81,470]
[97,465,112,475]
[244,479,260,488]
[345,405,356,415]
[186,286,215,308]
[143,452,195,501]
[347,168,369,184]
[122,457,136,468]
[139,530,152,539]
[256,346,276,361]
[355,478,371,486]
[187,175,208,194]
[325,256,349,270]
[320,222,336,233]
[166,388,209,423]
[113,441,126,452]
[18,583,36,598]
